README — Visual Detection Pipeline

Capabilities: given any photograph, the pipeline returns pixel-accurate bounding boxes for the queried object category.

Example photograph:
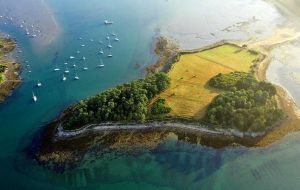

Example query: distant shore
[0,38,20,102]
[0,0,60,47]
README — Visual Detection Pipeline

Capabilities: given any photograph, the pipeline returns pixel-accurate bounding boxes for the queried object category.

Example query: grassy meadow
[157,44,260,119]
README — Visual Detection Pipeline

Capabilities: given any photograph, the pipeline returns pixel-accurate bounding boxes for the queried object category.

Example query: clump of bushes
[204,72,283,132]
[151,98,171,115]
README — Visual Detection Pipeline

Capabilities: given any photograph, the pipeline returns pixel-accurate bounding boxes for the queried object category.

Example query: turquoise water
[0,0,300,189]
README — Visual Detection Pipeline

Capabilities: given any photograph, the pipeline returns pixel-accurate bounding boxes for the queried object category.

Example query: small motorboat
[114,37,120,41]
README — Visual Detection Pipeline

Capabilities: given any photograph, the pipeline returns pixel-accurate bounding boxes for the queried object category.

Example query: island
[0,38,20,102]
[35,36,300,169]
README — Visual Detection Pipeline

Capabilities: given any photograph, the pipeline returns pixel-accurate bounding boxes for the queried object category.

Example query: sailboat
[64,66,70,73]
[114,35,120,41]
[97,59,105,68]
[112,32,116,36]
[107,49,113,57]
[82,56,86,61]
[36,80,42,87]
[74,73,80,80]
[104,20,114,25]
[99,48,104,54]
[83,62,88,70]
[70,56,75,59]
[107,39,112,48]
[32,92,37,102]
[54,64,60,71]
[62,74,67,81]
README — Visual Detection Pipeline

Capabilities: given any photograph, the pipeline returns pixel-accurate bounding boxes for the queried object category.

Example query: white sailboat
[99,48,104,54]
[104,20,114,25]
[107,49,113,57]
[83,62,88,70]
[54,64,60,71]
[82,56,86,61]
[65,66,70,73]
[32,92,37,102]
[62,74,67,81]
[97,59,105,68]
[36,80,42,87]
[107,39,112,48]
[74,73,80,80]
[114,36,120,41]
[70,56,75,59]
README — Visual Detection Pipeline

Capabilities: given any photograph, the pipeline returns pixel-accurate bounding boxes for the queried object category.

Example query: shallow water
[0,0,300,189]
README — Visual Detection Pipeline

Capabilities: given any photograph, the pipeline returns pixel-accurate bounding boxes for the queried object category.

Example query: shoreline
[34,28,300,167]
[52,31,300,147]
[0,38,21,102]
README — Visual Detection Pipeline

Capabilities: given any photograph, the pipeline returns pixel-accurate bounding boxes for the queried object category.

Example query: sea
[0,0,300,189]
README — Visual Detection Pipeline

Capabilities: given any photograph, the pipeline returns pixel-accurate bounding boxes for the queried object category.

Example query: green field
[157,44,261,119]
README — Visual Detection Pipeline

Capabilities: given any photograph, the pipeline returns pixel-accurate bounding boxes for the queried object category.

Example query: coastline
[0,38,20,102]
[34,27,300,167]
[240,28,300,146]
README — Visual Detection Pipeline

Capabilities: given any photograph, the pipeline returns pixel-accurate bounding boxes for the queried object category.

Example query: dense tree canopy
[204,72,283,132]
[63,73,170,130]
